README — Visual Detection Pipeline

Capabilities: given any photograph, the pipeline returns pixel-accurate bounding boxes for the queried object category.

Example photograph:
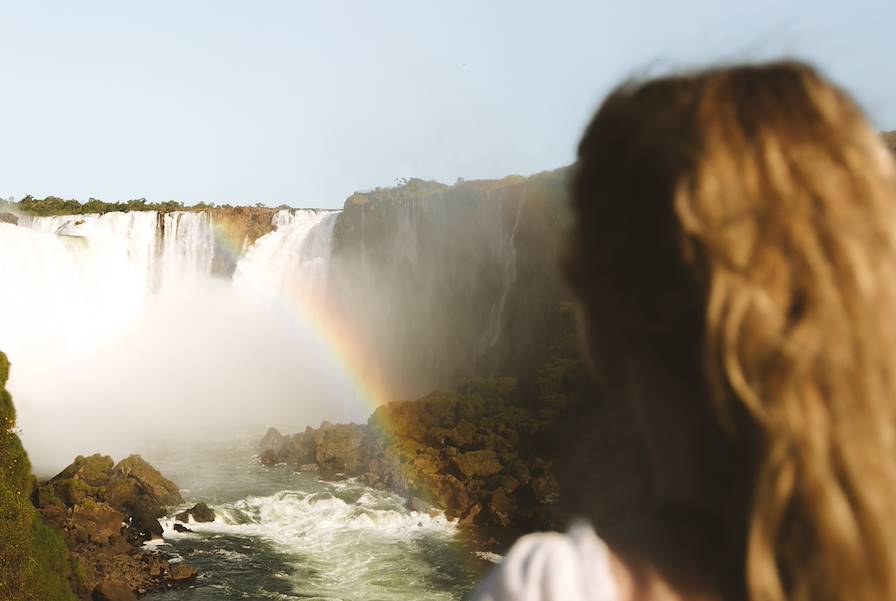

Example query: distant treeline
[8,195,287,216]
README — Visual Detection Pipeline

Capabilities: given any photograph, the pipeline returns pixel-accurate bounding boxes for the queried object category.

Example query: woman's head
[567,61,896,601]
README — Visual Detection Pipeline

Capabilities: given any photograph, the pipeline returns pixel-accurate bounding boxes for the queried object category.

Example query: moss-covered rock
[0,350,78,600]
[37,450,187,594]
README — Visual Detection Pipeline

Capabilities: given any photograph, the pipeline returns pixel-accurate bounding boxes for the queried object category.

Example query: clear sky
[2,0,895,208]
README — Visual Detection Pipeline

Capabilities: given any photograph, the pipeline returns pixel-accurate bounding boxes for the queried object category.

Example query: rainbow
[207,212,395,415]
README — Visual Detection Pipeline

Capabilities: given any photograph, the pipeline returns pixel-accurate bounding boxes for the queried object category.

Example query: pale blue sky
[2,1,895,208]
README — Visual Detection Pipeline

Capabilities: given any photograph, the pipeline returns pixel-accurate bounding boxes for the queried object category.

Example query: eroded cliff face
[327,171,571,401]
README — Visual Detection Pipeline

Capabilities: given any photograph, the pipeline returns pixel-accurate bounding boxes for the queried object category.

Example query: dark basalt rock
[175,502,215,523]
[92,579,137,601]
[259,376,572,531]
[35,453,192,597]
[168,563,198,582]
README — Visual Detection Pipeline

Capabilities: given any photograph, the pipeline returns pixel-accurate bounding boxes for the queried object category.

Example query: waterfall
[233,209,338,305]
[160,211,215,287]
[0,209,336,357]
[478,196,525,353]
[1,213,159,357]
[0,208,363,471]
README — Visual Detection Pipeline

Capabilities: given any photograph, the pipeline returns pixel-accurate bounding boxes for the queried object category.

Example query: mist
[0,216,368,475]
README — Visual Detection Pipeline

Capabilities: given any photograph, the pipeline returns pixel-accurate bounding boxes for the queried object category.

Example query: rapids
[0,207,507,598]
[141,442,491,600]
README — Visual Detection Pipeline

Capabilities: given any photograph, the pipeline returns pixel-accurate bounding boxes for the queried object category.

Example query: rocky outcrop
[175,502,215,523]
[264,298,655,536]
[34,454,197,598]
[262,378,566,531]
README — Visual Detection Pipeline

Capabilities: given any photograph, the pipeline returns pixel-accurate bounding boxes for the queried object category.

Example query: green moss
[0,350,77,600]
[27,518,78,601]
[0,482,32,599]
[0,352,9,386]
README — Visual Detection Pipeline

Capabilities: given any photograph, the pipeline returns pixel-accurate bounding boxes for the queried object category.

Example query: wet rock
[168,563,198,582]
[454,450,502,478]
[53,454,115,487]
[260,427,286,455]
[92,579,137,601]
[313,423,365,471]
[175,502,215,523]
[128,501,164,540]
[173,523,193,533]
[259,449,278,466]
[37,453,186,595]
[112,455,183,507]
[262,378,568,532]
[531,473,560,504]
[489,489,516,527]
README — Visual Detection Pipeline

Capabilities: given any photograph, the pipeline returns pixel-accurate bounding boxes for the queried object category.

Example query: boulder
[168,563,198,582]
[453,450,502,478]
[447,419,477,448]
[489,488,517,527]
[70,501,124,545]
[112,455,183,507]
[259,449,278,466]
[36,453,185,595]
[259,427,286,455]
[128,502,163,541]
[314,423,365,472]
[175,502,215,523]
[173,523,193,533]
[531,473,560,504]
[52,454,115,487]
[92,580,137,601]
[432,475,470,517]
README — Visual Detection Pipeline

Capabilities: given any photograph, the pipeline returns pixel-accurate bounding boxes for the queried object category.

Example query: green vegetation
[0,351,78,601]
[11,195,286,217]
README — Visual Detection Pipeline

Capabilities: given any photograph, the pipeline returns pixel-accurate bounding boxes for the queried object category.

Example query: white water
[0,210,366,472]
[160,212,215,287]
[141,446,486,600]
[233,209,337,305]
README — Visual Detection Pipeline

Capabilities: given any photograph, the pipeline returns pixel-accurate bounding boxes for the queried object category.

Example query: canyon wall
[327,171,572,400]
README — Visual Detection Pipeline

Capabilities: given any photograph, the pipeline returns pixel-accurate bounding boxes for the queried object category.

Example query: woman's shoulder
[473,521,721,601]
[473,522,620,601]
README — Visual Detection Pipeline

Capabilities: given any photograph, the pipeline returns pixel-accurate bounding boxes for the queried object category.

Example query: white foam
[162,486,451,549]
[476,551,503,563]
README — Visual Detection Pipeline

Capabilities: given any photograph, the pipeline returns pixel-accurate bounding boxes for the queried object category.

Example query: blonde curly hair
[567,61,896,601]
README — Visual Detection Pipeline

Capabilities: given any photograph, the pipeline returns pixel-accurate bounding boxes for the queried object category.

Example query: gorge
[0,171,650,600]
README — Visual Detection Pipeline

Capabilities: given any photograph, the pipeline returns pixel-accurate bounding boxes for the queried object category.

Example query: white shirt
[474,522,620,601]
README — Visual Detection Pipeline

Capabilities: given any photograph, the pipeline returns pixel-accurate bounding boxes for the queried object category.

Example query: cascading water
[0,212,159,357]
[233,209,337,304]
[478,196,525,354]
[160,211,215,287]
[0,209,366,469]
[0,207,491,600]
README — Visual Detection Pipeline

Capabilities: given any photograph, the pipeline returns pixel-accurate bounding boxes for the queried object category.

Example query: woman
[476,61,896,601]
